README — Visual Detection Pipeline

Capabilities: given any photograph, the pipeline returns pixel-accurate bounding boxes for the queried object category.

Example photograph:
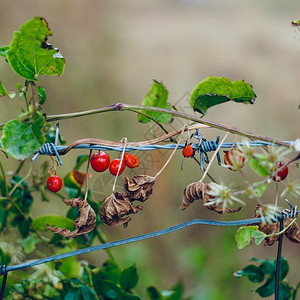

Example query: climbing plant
[0,16,299,300]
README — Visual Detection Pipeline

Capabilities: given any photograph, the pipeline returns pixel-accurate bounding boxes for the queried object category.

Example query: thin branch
[46,103,290,147]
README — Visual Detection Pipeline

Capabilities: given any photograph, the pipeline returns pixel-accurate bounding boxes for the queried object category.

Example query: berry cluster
[91,151,139,176]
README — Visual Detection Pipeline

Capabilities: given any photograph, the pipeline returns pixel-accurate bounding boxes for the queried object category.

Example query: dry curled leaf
[47,197,96,237]
[255,205,300,246]
[122,175,156,202]
[181,181,241,214]
[99,192,143,228]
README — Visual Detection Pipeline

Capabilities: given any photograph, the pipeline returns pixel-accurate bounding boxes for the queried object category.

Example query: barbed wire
[29,124,294,169]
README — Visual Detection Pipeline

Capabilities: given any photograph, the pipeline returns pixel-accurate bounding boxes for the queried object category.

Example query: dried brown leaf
[284,219,300,243]
[255,205,300,246]
[181,181,241,214]
[47,197,96,237]
[99,192,143,227]
[123,175,156,202]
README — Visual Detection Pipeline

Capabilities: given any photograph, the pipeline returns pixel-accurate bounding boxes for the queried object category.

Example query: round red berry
[224,149,245,171]
[91,151,110,172]
[47,175,62,192]
[109,158,126,176]
[182,145,193,158]
[272,162,288,182]
[124,153,139,168]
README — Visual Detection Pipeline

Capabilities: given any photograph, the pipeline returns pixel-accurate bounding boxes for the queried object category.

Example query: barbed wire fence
[0,116,299,300]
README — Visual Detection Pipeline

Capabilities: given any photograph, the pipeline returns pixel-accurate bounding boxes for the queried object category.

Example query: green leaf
[97,260,121,283]
[6,17,65,80]
[279,257,289,280]
[91,278,123,299]
[0,81,8,97]
[190,76,256,115]
[235,225,266,249]
[138,80,173,124]
[80,285,96,300]
[248,157,271,177]
[17,234,40,254]
[256,277,275,297]
[253,182,268,197]
[146,287,164,300]
[250,258,275,276]
[37,86,46,105]
[59,255,80,279]
[279,283,292,300]
[74,155,90,170]
[120,265,139,292]
[32,215,74,231]
[0,45,9,57]
[0,81,15,98]
[0,248,11,265]
[65,288,83,300]
[234,265,265,283]
[1,112,46,160]
[122,295,141,300]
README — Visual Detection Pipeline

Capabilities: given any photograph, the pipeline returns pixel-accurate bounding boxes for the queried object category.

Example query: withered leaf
[255,205,300,246]
[123,175,156,202]
[72,170,91,187]
[181,181,241,214]
[47,197,96,238]
[99,192,143,228]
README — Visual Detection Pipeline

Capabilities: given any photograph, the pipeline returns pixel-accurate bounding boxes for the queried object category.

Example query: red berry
[272,162,288,182]
[124,153,139,168]
[47,175,62,192]
[109,159,126,176]
[224,149,245,171]
[182,145,193,158]
[91,151,110,172]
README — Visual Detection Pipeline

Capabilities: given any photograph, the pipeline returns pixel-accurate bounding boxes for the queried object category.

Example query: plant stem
[95,229,116,263]
[46,103,290,147]
[15,160,25,175]
[0,160,8,197]
[9,165,32,197]
[292,280,300,300]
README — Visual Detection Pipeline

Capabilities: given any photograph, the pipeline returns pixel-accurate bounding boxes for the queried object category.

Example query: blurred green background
[0,0,300,299]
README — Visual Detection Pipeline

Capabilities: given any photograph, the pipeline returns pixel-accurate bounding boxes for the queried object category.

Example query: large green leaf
[120,265,139,292]
[190,76,256,115]
[32,215,74,231]
[1,112,46,160]
[6,17,65,80]
[235,225,266,249]
[138,80,173,124]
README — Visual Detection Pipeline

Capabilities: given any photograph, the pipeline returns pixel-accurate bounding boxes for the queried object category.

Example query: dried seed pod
[99,192,143,228]
[123,175,156,202]
[255,204,300,246]
[47,197,96,237]
[181,181,241,214]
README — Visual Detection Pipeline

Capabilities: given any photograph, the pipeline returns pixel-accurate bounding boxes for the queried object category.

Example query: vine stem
[112,138,127,192]
[46,103,290,147]
[84,150,92,201]
[155,125,186,178]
